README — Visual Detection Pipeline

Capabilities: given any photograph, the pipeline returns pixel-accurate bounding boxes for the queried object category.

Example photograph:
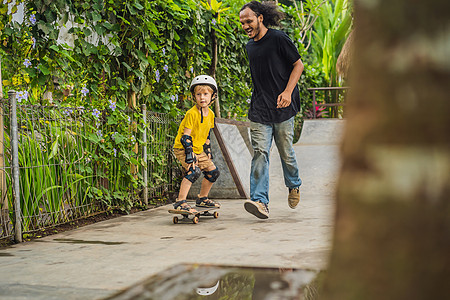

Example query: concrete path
[0,120,344,300]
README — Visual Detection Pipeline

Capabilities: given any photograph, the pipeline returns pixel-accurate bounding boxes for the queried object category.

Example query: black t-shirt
[246,28,301,124]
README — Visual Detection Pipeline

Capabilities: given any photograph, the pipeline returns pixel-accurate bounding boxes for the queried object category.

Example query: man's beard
[252,22,261,39]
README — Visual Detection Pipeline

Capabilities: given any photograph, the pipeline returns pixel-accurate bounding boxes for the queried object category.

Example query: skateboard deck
[168,206,220,224]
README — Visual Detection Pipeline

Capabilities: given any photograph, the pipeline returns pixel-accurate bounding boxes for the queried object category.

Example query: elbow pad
[180,134,194,164]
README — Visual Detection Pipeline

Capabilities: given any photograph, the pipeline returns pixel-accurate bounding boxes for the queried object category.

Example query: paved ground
[0,120,344,300]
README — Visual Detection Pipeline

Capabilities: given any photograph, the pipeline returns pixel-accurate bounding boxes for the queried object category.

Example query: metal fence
[143,108,183,204]
[0,92,181,243]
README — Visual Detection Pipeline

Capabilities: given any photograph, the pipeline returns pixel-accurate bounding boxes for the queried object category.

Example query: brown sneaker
[244,200,269,219]
[288,188,300,209]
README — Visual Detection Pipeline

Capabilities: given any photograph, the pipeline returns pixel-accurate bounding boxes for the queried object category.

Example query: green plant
[0,0,351,225]
[310,0,353,87]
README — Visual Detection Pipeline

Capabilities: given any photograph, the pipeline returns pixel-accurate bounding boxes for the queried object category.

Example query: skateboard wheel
[213,211,219,218]
[192,216,199,224]
[173,216,179,224]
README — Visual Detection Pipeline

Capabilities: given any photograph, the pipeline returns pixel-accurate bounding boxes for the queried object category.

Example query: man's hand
[277,91,292,108]
[277,59,304,109]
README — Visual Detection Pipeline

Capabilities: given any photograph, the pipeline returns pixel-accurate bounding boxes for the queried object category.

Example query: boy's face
[194,87,213,108]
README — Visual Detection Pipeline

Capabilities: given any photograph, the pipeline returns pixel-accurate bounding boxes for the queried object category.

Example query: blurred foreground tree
[322,0,450,299]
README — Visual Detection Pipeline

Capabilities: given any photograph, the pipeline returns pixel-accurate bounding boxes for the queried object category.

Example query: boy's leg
[198,169,214,198]
[174,148,196,200]
[177,177,193,201]
[196,153,220,208]
[199,162,218,197]
[173,148,199,213]
[174,175,198,213]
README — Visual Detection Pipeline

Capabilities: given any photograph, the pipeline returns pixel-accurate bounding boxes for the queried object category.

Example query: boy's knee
[203,167,220,183]
[185,165,201,183]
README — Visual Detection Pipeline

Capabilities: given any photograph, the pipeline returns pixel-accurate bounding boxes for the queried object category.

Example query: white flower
[29,14,36,25]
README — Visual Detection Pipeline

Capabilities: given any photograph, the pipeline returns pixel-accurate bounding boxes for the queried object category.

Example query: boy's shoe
[173,199,197,213]
[196,196,220,208]
[244,200,269,219]
[288,187,300,209]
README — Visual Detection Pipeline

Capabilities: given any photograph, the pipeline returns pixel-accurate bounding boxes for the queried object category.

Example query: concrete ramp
[298,119,345,145]
[188,119,251,199]
[269,119,345,200]
[188,118,345,200]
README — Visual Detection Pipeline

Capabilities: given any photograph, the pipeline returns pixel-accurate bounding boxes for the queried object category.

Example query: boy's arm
[183,128,192,136]
[203,129,213,159]
[181,128,196,164]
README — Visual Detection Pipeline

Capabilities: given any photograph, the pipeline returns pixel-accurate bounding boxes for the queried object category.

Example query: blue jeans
[250,117,302,204]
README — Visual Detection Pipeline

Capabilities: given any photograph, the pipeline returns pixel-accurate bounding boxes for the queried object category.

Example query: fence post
[9,90,22,243]
[312,90,317,119]
[141,104,148,206]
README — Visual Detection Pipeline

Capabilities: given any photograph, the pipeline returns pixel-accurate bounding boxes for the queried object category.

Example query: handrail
[307,87,349,91]
[307,87,349,119]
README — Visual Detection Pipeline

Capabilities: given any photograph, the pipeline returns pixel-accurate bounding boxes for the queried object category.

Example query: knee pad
[185,165,201,183]
[203,167,220,183]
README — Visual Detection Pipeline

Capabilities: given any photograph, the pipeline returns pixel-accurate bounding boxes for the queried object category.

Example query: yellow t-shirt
[174,106,215,154]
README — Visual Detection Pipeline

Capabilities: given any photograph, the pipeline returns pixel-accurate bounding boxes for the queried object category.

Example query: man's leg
[273,117,302,208]
[249,121,273,205]
[273,117,302,188]
[244,121,272,219]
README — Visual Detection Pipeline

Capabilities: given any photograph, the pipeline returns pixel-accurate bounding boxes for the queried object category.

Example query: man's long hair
[240,1,285,27]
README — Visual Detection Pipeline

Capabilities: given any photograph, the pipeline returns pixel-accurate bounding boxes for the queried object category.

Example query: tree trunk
[209,25,221,118]
[0,56,10,237]
[128,90,138,178]
[0,56,7,210]
[322,0,450,299]
[207,0,220,118]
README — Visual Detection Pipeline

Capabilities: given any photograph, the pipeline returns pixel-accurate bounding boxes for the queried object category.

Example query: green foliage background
[1,0,352,118]
[0,0,351,218]
[1,0,249,118]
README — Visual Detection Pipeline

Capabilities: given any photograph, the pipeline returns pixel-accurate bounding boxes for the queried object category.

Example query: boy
[172,75,221,213]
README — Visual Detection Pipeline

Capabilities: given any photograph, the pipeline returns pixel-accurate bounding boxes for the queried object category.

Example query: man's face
[239,7,264,40]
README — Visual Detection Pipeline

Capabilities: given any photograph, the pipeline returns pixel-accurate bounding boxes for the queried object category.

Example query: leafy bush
[0,0,351,216]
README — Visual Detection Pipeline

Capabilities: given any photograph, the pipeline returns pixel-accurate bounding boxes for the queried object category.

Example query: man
[239,1,303,219]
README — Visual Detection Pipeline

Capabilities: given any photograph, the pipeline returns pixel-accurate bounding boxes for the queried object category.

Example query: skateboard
[168,206,220,224]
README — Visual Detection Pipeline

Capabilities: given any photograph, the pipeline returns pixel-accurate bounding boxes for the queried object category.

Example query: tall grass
[1,103,180,237]
[12,107,94,231]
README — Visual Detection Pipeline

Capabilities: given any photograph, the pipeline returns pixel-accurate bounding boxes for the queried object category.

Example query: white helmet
[189,75,218,95]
